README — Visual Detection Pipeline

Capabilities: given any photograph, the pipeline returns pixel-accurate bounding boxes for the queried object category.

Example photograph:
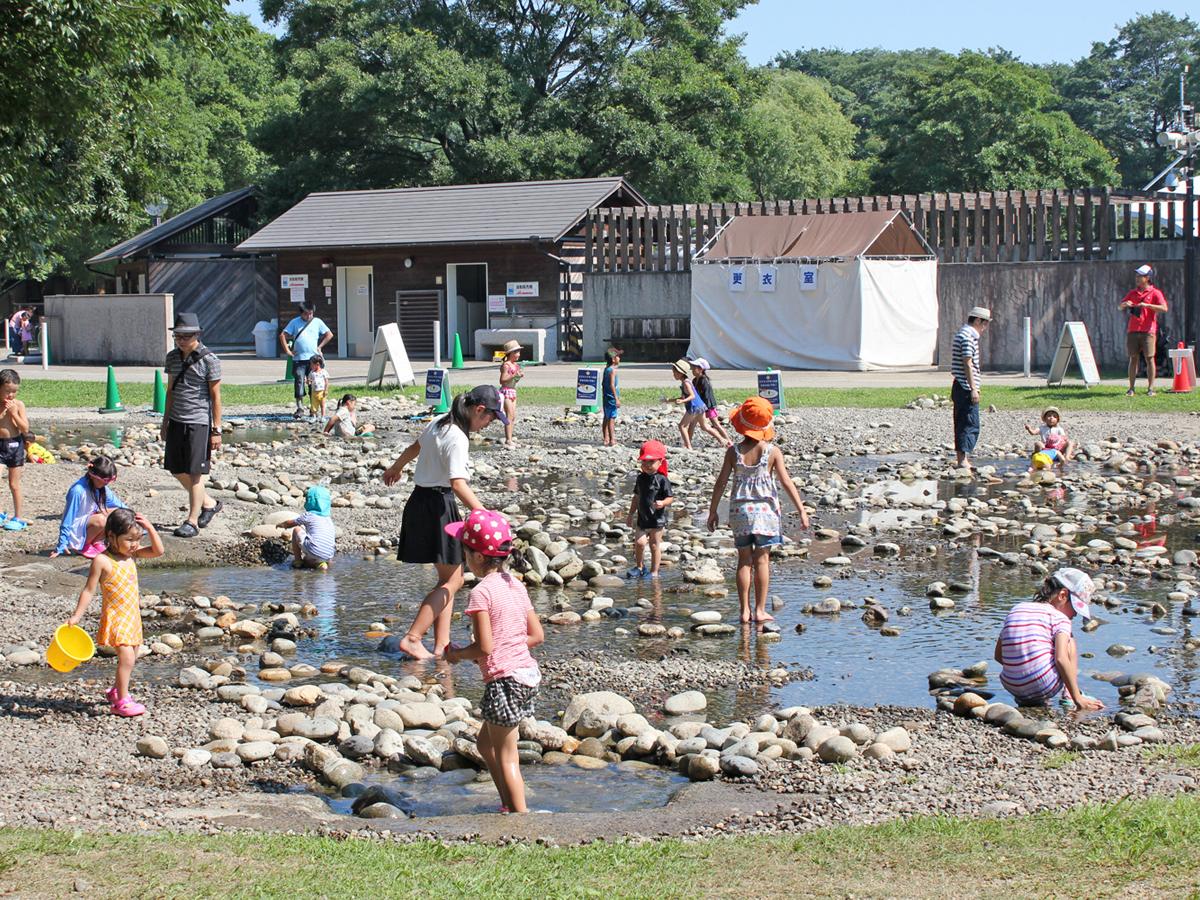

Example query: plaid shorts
[480,677,538,728]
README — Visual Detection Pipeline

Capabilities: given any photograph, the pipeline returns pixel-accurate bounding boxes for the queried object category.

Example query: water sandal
[111,696,146,717]
[1147,389,1156,397]
[81,540,107,559]
[3,518,29,531]
[1125,389,1135,397]
[197,500,223,529]
[0,513,7,525]
[625,567,645,579]
[173,522,199,538]
[105,687,118,705]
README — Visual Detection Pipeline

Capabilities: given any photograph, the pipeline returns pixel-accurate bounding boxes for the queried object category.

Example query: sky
[228,0,1196,66]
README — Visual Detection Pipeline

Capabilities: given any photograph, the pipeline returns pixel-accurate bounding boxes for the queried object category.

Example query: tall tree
[1055,12,1200,188]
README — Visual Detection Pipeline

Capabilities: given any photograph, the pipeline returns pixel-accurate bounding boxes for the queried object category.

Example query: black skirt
[397,485,463,566]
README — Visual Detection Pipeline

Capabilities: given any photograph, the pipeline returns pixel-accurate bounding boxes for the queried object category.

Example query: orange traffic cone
[1170,342,1195,393]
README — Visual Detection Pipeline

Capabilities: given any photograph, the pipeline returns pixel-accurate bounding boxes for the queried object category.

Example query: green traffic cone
[152,369,166,414]
[278,355,294,383]
[99,365,124,414]
[434,374,451,414]
[451,334,464,369]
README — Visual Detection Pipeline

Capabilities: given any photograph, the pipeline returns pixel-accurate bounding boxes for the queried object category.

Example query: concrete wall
[937,260,1185,372]
[44,294,173,366]
[582,272,691,361]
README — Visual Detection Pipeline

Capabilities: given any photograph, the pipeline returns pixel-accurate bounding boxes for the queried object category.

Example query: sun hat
[690,357,711,372]
[463,384,509,424]
[1041,406,1060,421]
[501,339,522,354]
[1052,567,1094,620]
[968,306,992,322]
[170,313,202,334]
[605,346,622,362]
[671,358,690,378]
[638,439,668,475]
[444,508,513,557]
[1135,264,1153,277]
[304,485,331,517]
[729,396,776,441]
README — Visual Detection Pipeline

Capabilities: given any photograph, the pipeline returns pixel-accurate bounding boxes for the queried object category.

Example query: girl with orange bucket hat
[65,509,164,716]
[707,397,810,623]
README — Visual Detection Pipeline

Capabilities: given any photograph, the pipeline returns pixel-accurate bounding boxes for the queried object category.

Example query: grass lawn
[12,379,1200,413]
[1,796,1199,898]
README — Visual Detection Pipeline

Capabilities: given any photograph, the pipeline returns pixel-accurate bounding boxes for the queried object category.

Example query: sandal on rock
[105,687,119,705]
[3,518,29,531]
[111,696,146,717]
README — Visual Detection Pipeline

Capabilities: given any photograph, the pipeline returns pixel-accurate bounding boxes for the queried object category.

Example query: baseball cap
[463,384,508,424]
[690,357,711,371]
[639,439,667,461]
[1135,264,1153,276]
[1053,567,1094,620]
[444,508,513,557]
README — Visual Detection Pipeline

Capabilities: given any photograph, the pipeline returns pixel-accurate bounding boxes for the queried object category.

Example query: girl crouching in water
[444,509,544,813]
[67,509,164,716]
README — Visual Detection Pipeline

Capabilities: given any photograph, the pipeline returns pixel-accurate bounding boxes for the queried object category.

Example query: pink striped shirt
[465,571,537,683]
[998,602,1071,703]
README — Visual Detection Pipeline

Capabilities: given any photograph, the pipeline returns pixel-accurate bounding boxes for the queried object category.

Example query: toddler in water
[323,394,374,438]
[51,455,127,558]
[1025,406,1075,469]
[688,358,733,448]
[66,509,164,716]
[708,397,810,623]
[626,440,673,578]
[601,347,621,446]
[443,509,544,814]
[665,358,703,448]
[281,485,336,570]
[995,568,1103,710]
[307,356,329,419]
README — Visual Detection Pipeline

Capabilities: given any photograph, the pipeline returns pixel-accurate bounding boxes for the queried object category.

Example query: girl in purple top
[994,568,1103,710]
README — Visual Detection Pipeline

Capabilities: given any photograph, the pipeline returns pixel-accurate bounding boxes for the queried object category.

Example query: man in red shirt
[1120,264,1169,396]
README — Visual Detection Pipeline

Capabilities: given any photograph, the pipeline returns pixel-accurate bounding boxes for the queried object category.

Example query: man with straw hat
[950,306,991,472]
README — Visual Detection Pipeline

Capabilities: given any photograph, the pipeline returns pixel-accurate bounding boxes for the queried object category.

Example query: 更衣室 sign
[729,266,746,292]
[758,266,777,292]
[799,266,818,292]
[506,281,538,298]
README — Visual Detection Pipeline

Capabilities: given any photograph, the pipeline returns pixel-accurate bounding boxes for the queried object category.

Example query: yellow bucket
[1031,451,1053,470]
[46,624,95,673]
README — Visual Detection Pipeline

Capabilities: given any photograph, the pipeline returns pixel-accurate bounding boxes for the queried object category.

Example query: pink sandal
[81,540,107,559]
[105,687,118,704]
[111,696,146,717]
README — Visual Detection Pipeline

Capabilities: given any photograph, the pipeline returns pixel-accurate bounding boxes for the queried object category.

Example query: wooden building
[87,187,277,347]
[236,177,645,360]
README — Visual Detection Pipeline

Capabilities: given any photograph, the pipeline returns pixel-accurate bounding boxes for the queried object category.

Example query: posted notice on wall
[576,367,599,405]
[487,294,508,313]
[757,370,785,411]
[506,281,539,298]
[289,284,306,304]
[281,274,309,289]
[425,367,447,404]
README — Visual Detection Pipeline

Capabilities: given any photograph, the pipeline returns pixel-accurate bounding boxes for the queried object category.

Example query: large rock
[720,755,759,777]
[518,719,571,751]
[230,620,269,640]
[294,716,340,741]
[236,741,278,763]
[687,754,720,780]
[178,666,214,689]
[817,735,857,763]
[663,691,707,716]
[136,736,169,759]
[524,545,550,578]
[399,702,446,730]
[562,691,636,734]
[875,727,912,753]
[404,735,444,769]
[282,685,323,707]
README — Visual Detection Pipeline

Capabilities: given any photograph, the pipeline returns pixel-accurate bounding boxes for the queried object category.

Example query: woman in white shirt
[382,385,507,659]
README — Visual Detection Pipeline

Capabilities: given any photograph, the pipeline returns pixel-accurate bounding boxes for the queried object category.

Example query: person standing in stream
[382,385,507,659]
[162,314,223,538]
[950,306,991,473]
[279,303,333,419]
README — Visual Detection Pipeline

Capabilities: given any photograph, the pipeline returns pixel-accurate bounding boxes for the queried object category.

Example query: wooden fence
[582,187,1198,273]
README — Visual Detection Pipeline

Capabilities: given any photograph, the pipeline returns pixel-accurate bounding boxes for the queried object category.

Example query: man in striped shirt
[950,306,991,471]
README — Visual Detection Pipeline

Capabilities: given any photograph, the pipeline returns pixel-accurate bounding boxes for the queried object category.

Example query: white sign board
[757,370,785,411]
[729,266,746,292]
[356,284,369,296]
[425,367,447,404]
[506,281,539,298]
[1046,321,1101,387]
[366,322,416,388]
[487,294,508,314]
[576,368,600,405]
[799,265,819,292]
[758,266,777,292]
[289,284,306,304]
[281,274,309,288]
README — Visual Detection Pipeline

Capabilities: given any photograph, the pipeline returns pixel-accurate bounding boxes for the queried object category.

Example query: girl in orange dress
[67,509,164,716]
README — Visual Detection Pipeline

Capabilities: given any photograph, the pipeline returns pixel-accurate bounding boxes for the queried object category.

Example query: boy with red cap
[626,440,673,578]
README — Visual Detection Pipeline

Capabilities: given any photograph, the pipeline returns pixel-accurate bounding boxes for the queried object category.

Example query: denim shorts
[734,533,783,549]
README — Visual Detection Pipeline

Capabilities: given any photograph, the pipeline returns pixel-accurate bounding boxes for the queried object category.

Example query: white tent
[689,210,938,371]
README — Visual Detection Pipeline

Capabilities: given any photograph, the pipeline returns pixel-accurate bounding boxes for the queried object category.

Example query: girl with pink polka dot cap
[444,508,544,813]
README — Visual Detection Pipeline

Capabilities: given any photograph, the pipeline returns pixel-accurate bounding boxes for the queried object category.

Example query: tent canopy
[697,209,934,262]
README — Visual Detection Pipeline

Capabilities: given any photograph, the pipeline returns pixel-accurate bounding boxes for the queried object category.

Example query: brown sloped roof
[237,177,645,251]
[697,210,933,260]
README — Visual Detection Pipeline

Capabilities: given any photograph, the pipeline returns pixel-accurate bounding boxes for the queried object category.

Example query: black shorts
[0,435,24,469]
[480,677,538,727]
[163,420,211,476]
[396,485,463,566]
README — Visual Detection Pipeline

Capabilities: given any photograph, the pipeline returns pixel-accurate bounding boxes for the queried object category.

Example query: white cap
[1135,264,1153,276]
[1053,567,1094,620]
[690,357,711,371]
[968,306,992,322]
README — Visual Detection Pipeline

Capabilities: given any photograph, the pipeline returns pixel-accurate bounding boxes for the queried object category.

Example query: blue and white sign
[425,367,447,405]
[576,367,599,404]
[758,265,777,292]
[799,265,819,292]
[729,266,746,292]
[757,370,785,412]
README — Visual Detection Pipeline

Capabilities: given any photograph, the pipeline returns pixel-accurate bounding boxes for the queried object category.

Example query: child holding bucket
[443,508,544,813]
[51,455,127,558]
[707,397,810,623]
[1024,406,1076,470]
[66,509,164,716]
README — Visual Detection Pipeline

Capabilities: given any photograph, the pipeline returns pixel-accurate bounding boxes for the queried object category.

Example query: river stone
[982,703,1021,726]
[864,742,895,761]
[323,759,365,789]
[373,729,404,760]
[817,736,857,763]
[875,727,912,753]
[216,684,260,702]
[399,702,446,730]
[259,667,292,682]
[178,666,214,689]
[519,720,571,751]
[720,755,759,777]
[1132,726,1167,743]
[136,736,169,759]
[813,597,841,614]
[230,620,268,640]
[664,691,707,715]
[404,735,444,768]
[803,725,840,752]
[637,623,666,637]
[689,611,722,625]
[687,754,720,780]
[294,716,339,741]
[210,752,241,769]
[570,754,609,770]
[840,723,874,745]
[929,597,955,610]
[548,611,581,625]
[953,693,988,716]
[616,713,653,737]
[283,685,322,706]
[358,802,407,819]
[338,734,376,760]
[6,649,40,665]
[693,623,736,636]
[234,741,276,763]
[563,691,636,733]
[181,748,212,768]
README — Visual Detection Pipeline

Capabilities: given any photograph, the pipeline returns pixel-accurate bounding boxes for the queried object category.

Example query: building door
[446,263,488,359]
[337,265,374,357]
